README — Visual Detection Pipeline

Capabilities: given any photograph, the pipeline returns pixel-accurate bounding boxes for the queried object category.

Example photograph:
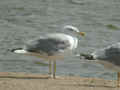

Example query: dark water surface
[0,0,120,80]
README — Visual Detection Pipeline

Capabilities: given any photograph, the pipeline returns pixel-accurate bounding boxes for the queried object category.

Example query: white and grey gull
[80,42,120,87]
[11,25,85,79]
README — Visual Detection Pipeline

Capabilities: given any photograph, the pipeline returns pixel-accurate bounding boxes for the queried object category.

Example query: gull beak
[79,32,85,36]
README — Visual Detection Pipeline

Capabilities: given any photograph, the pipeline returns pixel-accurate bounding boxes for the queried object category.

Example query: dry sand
[0,72,118,90]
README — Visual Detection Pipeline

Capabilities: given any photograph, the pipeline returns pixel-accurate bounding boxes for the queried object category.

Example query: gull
[11,25,85,79]
[80,42,120,87]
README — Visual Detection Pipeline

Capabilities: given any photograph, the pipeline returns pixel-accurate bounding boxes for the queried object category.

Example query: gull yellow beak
[79,32,85,36]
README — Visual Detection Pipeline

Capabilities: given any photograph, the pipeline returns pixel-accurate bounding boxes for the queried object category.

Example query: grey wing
[96,43,120,65]
[25,38,70,56]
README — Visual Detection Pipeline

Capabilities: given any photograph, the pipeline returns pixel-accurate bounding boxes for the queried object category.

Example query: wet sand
[0,72,118,90]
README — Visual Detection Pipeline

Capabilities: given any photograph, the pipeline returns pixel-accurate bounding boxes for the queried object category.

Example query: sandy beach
[0,72,118,90]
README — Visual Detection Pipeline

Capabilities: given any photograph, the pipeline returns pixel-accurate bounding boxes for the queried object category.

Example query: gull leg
[53,60,56,79]
[48,60,52,76]
[117,72,120,87]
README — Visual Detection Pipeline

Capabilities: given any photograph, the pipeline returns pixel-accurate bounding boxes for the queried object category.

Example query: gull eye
[67,28,74,32]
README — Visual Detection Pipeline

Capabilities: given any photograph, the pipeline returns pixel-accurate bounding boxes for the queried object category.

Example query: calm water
[0,0,120,80]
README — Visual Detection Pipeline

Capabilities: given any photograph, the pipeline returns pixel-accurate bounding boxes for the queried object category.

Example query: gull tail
[10,48,27,54]
[80,53,95,60]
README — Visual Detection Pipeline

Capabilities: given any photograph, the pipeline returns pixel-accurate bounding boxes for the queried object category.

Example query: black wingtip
[80,53,94,60]
[8,48,23,52]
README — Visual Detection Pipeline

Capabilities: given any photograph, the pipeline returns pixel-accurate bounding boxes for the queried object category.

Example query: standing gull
[11,25,85,78]
[80,43,120,87]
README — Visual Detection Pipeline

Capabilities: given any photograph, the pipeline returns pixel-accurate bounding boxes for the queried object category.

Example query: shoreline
[0,72,117,90]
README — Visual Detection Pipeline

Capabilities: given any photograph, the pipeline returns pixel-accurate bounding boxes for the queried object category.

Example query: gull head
[64,25,85,36]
